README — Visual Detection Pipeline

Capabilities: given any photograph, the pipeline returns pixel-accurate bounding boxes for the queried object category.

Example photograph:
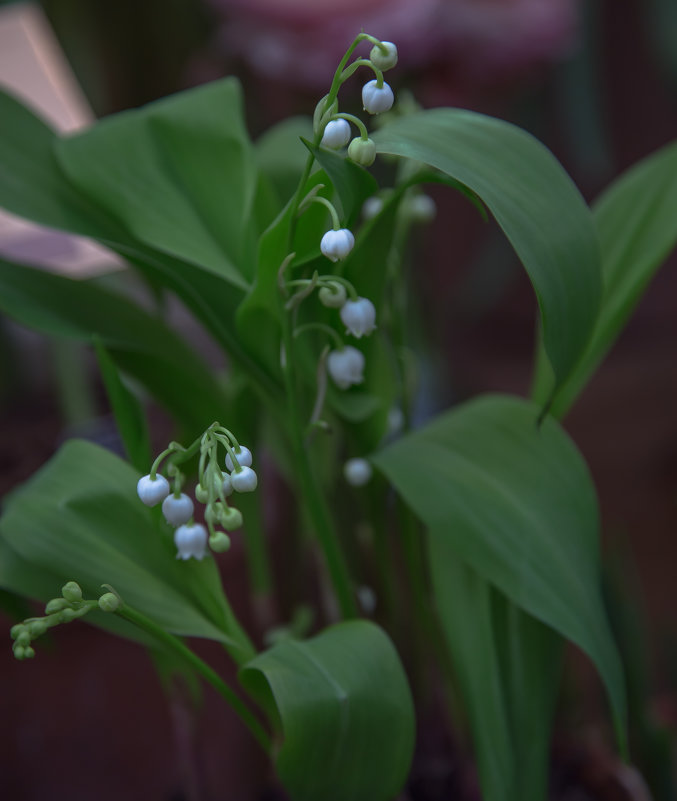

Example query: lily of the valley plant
[1,29,676,801]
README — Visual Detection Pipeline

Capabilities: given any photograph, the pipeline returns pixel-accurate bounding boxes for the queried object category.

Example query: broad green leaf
[240,620,415,801]
[372,394,626,754]
[93,338,151,472]
[531,138,677,415]
[55,79,258,287]
[430,551,514,800]
[373,110,602,392]
[0,260,230,434]
[0,88,128,242]
[0,439,254,662]
[256,116,313,206]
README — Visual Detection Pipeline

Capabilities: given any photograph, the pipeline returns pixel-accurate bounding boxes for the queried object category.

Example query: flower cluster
[316,38,398,169]
[10,582,119,660]
[137,425,258,561]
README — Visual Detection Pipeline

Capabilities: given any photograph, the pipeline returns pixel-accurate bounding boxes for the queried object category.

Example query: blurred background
[0,0,675,798]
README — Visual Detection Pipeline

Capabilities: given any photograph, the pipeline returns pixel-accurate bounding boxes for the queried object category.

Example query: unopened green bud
[23,646,35,659]
[369,41,398,72]
[98,593,120,613]
[45,598,70,615]
[28,620,47,637]
[58,608,78,623]
[16,631,31,647]
[220,506,243,532]
[348,137,376,167]
[62,581,83,603]
[10,624,27,640]
[209,531,231,553]
[13,644,25,660]
[318,281,347,309]
[195,484,210,504]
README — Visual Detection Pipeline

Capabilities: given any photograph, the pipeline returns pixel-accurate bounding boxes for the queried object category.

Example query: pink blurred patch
[208,0,579,88]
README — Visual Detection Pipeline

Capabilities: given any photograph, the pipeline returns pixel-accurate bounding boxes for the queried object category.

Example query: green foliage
[0,259,229,434]
[55,79,259,286]
[373,394,627,799]
[93,337,151,472]
[532,138,677,415]
[241,621,415,801]
[373,110,602,393]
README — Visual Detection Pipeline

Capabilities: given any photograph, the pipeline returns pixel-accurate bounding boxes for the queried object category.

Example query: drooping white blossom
[225,445,253,472]
[340,297,377,339]
[174,523,208,561]
[230,465,258,493]
[362,80,394,114]
[162,493,194,527]
[343,457,373,487]
[320,228,355,262]
[321,118,351,149]
[137,474,170,507]
[327,346,365,389]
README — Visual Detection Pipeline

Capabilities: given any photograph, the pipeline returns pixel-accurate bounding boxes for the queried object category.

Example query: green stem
[334,112,370,141]
[281,317,357,619]
[117,604,270,752]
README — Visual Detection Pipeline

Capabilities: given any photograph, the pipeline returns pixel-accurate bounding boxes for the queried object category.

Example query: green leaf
[430,551,514,800]
[0,439,254,661]
[240,620,415,801]
[93,337,151,472]
[256,116,313,206]
[373,110,602,392]
[55,79,258,287]
[372,394,626,756]
[0,259,229,433]
[531,138,677,415]
[0,88,127,241]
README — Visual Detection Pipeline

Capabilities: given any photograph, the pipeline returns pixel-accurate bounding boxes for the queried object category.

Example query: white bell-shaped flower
[137,474,170,507]
[320,228,354,262]
[162,493,194,527]
[321,118,351,149]
[225,445,253,472]
[340,297,376,339]
[343,457,373,487]
[362,196,384,220]
[409,194,437,223]
[230,465,258,493]
[327,346,365,389]
[174,522,208,561]
[362,80,394,114]
[370,41,398,71]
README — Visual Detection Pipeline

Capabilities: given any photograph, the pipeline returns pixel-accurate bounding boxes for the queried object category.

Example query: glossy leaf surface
[240,621,415,801]
[56,79,258,286]
[373,110,602,392]
[531,138,677,415]
[372,394,626,755]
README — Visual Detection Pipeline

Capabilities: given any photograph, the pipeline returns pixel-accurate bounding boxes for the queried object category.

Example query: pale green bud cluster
[10,582,119,660]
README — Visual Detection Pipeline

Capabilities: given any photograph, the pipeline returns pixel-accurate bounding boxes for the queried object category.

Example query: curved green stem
[116,604,271,753]
[334,112,370,141]
[280,316,357,619]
